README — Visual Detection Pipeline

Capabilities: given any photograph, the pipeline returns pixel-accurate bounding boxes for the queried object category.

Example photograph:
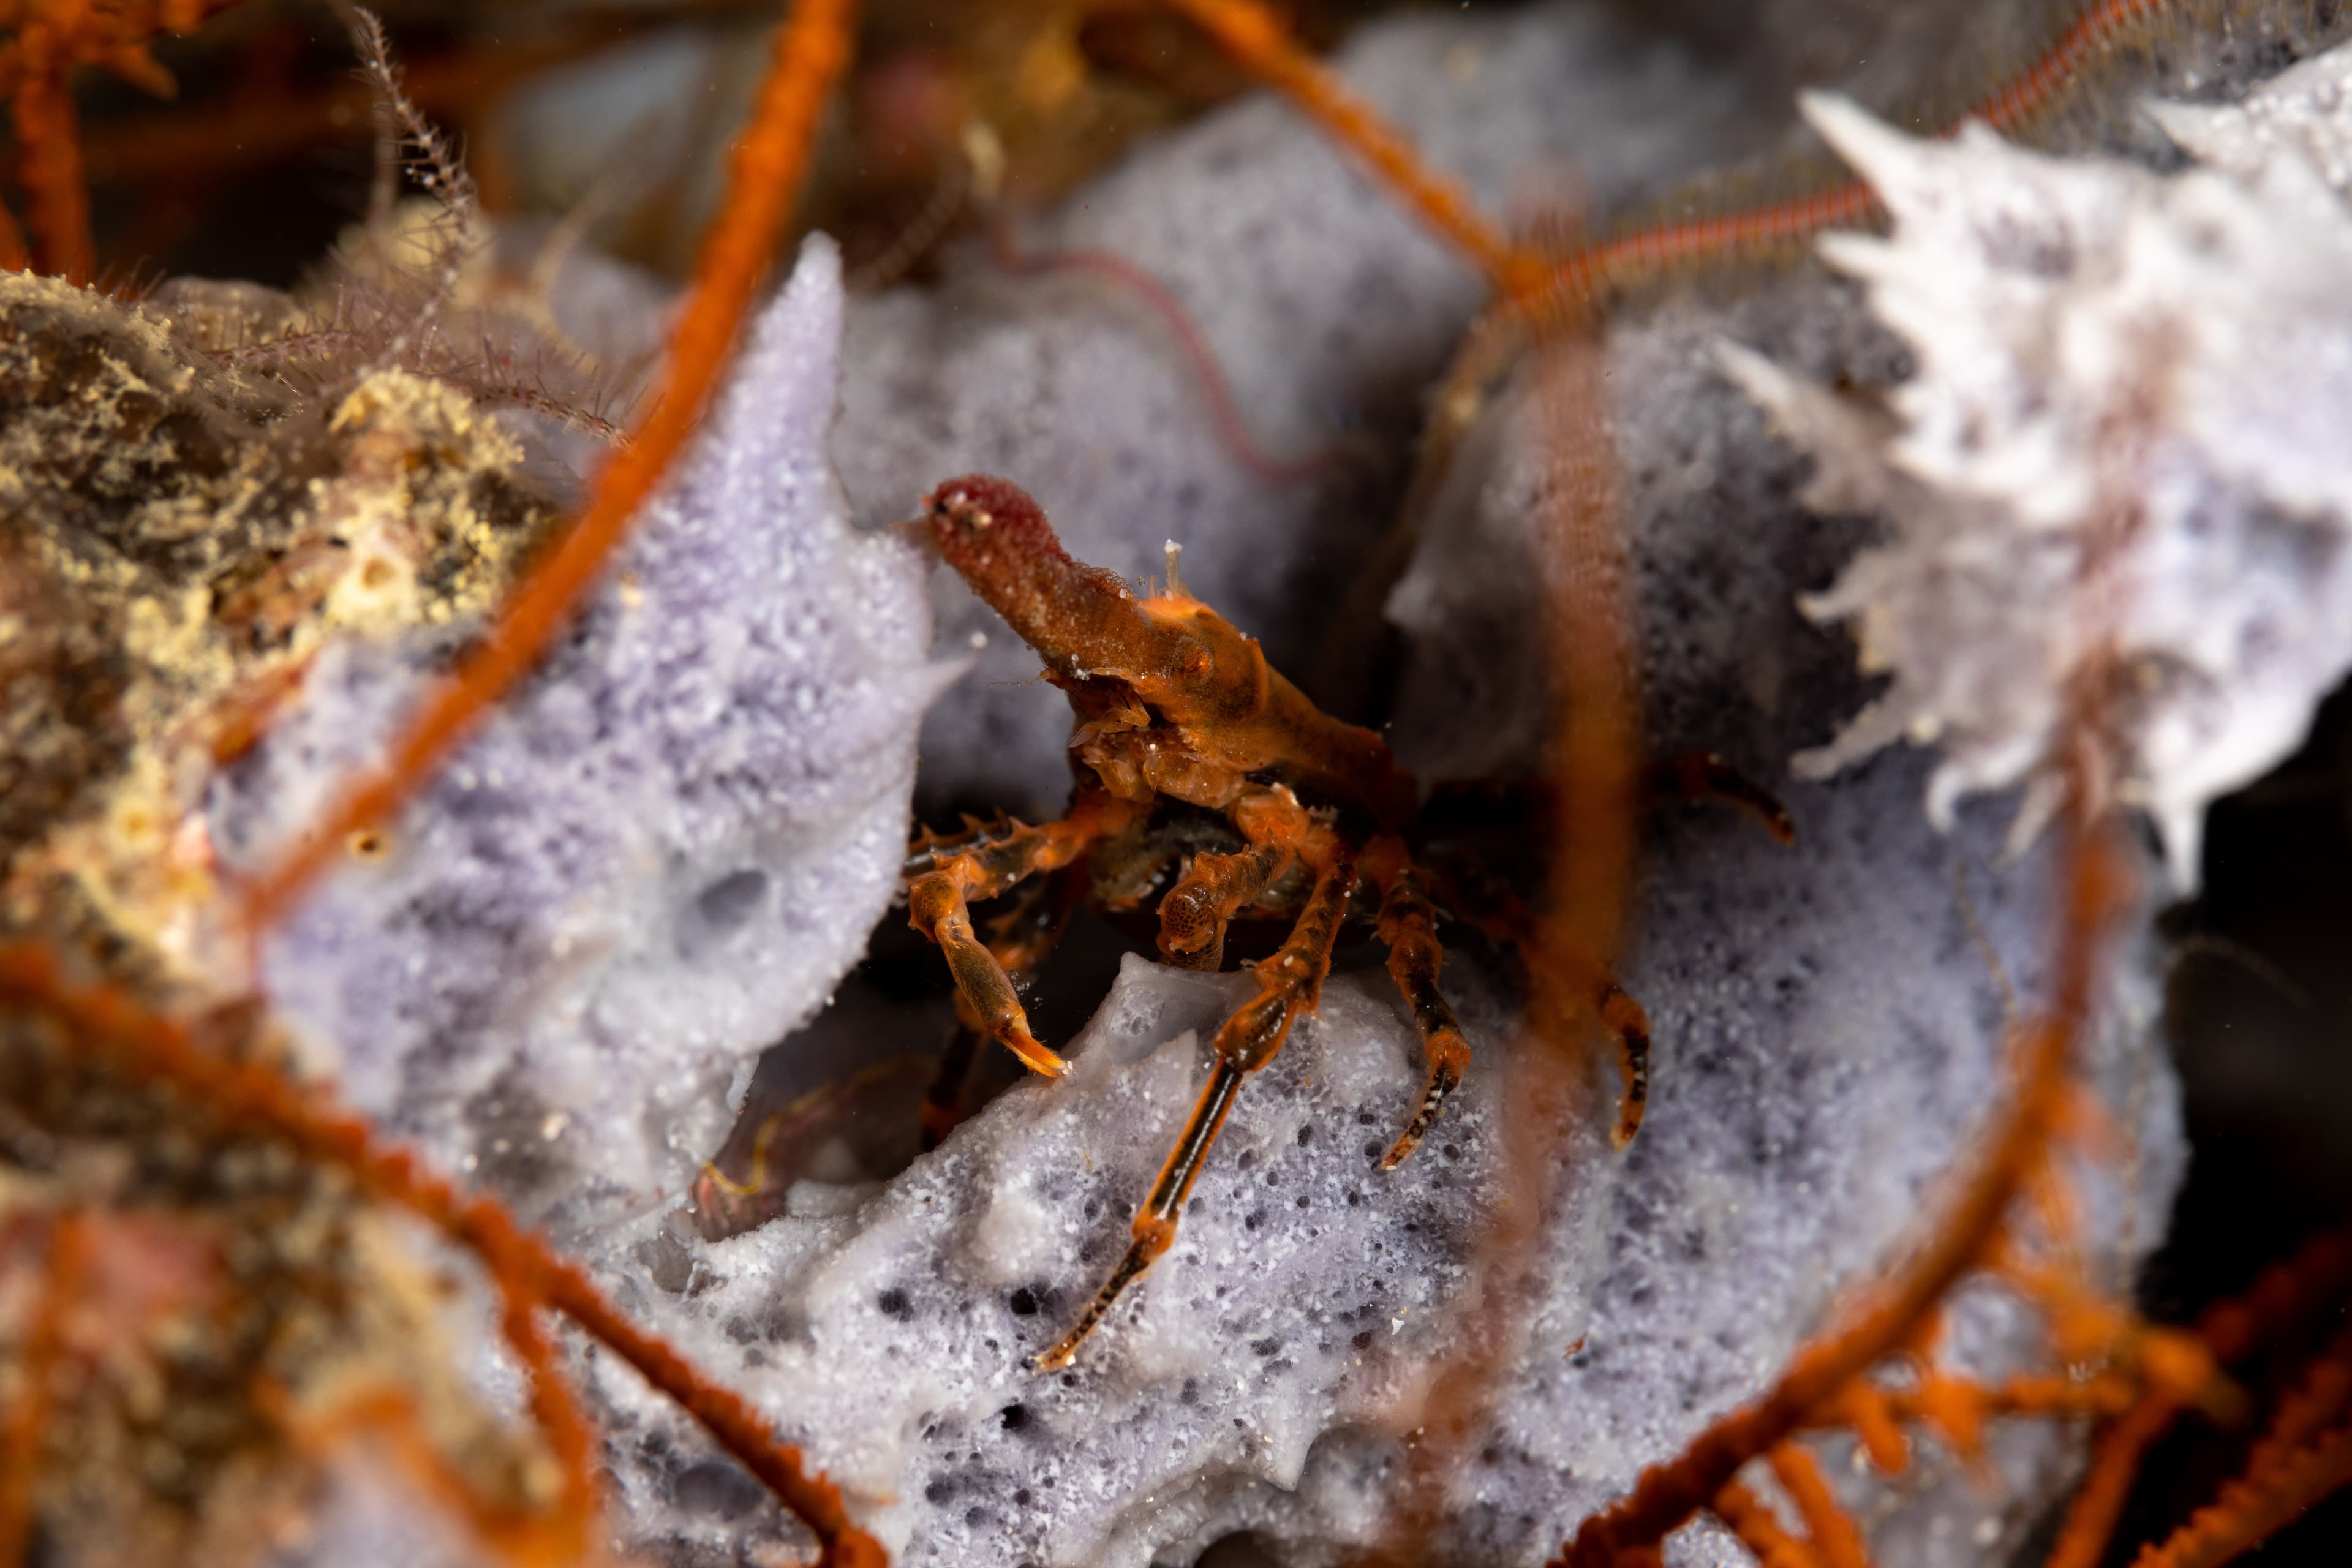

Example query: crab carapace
[905,473,1652,1370]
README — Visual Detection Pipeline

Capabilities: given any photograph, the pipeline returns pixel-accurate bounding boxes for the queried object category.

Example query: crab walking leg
[1039,839,1359,1370]
[920,1025,988,1149]
[1158,841,1293,970]
[1359,835,1474,1170]
[1643,750,1798,844]
[922,866,1089,1148]
[1157,783,1325,970]
[907,788,1147,1079]
[1597,980,1651,1147]
[1415,861,1653,1147]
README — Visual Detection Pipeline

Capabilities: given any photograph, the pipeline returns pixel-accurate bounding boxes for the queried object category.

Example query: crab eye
[932,494,983,530]
[1173,637,1213,683]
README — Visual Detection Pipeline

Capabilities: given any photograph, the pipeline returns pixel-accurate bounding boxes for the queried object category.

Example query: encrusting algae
[0,262,589,1565]
[0,269,562,992]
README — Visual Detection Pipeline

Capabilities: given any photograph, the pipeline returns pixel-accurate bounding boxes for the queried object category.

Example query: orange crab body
[905,472,1528,1367]
[899,475,1795,1368]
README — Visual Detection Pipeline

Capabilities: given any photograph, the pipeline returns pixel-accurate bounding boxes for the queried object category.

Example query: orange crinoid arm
[1157,0,2195,318]
[1148,0,1540,298]
[0,0,252,281]
[922,473,1417,829]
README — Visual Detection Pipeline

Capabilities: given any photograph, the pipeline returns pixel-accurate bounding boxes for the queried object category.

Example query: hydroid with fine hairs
[175,12,631,452]
[345,7,481,376]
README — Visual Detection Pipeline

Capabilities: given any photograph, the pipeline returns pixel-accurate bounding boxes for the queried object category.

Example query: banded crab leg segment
[1360,834,1474,1170]
[907,788,1148,1080]
[1038,835,1359,1370]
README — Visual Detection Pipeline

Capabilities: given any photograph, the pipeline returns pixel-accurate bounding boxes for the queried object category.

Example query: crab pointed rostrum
[922,474,1416,831]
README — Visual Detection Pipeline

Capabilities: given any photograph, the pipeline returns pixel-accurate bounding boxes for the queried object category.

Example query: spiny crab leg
[1038,837,1359,1370]
[1419,859,1654,1148]
[1360,834,1474,1170]
[907,788,1148,1079]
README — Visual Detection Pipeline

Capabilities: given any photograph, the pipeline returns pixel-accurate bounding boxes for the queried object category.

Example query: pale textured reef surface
[209,239,946,1232]
[1717,53,2352,888]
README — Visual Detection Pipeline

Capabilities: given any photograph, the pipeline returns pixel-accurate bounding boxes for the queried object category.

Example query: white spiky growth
[1721,65,2352,887]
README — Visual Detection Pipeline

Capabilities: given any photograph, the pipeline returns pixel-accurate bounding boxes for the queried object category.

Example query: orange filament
[1147,0,1542,298]
[1768,1442,1873,1568]
[0,1212,89,1562]
[1712,1479,1822,1568]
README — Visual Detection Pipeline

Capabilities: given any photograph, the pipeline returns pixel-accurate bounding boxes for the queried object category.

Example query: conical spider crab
[903,472,1670,1370]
